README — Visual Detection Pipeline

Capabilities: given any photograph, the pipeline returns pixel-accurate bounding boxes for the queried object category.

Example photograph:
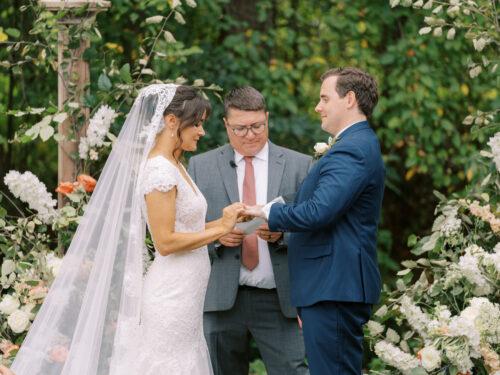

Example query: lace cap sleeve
[141,157,179,195]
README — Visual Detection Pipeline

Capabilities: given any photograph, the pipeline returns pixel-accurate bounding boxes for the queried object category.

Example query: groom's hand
[256,223,282,243]
[219,227,245,247]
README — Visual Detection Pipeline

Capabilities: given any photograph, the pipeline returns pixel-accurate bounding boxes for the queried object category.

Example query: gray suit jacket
[188,142,312,318]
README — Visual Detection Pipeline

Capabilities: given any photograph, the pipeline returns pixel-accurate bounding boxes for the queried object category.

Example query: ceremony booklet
[236,196,285,235]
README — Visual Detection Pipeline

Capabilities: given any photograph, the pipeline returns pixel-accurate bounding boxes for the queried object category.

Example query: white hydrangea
[435,304,452,323]
[445,345,474,373]
[458,252,493,296]
[79,105,117,159]
[3,171,57,223]
[448,315,481,357]
[374,340,419,373]
[438,206,462,237]
[464,298,500,344]
[399,296,434,338]
[487,132,500,172]
[483,243,500,273]
[0,295,20,315]
[418,345,442,371]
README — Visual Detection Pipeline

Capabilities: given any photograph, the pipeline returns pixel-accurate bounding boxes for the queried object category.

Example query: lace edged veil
[11,84,178,375]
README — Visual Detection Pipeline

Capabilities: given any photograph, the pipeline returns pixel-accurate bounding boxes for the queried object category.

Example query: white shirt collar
[234,142,269,163]
[335,121,364,139]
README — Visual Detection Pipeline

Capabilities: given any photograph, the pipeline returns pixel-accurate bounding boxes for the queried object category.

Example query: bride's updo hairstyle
[163,85,211,160]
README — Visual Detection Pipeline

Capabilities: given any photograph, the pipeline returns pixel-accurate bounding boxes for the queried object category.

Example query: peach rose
[3,344,19,358]
[77,174,96,193]
[55,182,75,196]
[29,285,48,300]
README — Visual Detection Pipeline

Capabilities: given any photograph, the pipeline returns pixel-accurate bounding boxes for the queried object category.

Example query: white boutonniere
[313,136,339,158]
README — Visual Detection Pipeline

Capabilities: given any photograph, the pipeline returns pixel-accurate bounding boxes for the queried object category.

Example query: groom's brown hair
[321,67,378,117]
[224,86,266,115]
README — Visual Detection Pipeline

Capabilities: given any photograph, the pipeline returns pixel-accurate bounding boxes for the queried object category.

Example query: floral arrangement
[366,134,499,375]
[0,170,94,364]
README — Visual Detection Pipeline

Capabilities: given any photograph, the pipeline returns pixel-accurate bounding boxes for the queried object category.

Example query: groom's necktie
[241,156,259,270]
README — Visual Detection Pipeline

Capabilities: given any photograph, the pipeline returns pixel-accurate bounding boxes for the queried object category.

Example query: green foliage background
[0,0,498,371]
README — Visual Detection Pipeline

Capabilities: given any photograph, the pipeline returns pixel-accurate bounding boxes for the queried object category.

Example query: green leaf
[39,125,55,141]
[433,190,447,202]
[0,206,6,218]
[5,28,20,38]
[66,193,81,203]
[397,268,412,276]
[119,63,132,83]
[401,260,417,268]
[84,93,97,108]
[98,73,112,91]
[407,234,418,247]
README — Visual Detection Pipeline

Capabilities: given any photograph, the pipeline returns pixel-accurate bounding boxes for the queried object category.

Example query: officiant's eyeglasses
[226,121,267,137]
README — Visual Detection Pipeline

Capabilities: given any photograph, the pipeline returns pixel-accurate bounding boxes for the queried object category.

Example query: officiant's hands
[256,223,282,243]
[219,227,245,247]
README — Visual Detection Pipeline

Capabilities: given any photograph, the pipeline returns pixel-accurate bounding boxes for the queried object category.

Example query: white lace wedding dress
[136,155,213,375]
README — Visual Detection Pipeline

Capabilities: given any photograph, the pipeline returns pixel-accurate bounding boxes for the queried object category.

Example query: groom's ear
[345,91,358,110]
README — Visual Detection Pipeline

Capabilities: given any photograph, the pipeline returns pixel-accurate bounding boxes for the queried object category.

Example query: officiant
[188,86,311,375]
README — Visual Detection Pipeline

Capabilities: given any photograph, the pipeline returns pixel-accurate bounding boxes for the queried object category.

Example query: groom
[246,67,385,374]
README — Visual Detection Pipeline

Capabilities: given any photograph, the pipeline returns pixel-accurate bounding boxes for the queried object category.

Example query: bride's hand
[220,203,245,233]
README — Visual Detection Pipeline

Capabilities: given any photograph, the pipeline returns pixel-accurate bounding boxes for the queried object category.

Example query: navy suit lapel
[216,145,240,203]
[267,142,285,202]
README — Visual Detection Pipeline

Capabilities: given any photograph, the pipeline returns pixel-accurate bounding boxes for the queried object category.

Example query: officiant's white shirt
[235,142,276,289]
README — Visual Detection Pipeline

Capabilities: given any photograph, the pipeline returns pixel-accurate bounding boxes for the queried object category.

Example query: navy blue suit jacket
[268,121,385,307]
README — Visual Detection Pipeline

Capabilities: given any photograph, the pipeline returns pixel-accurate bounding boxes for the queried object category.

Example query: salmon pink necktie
[241,156,259,270]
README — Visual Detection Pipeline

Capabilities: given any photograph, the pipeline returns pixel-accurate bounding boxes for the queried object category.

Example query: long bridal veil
[11,84,177,375]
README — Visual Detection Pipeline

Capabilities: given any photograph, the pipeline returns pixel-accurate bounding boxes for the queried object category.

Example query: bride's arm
[145,189,242,255]
[205,219,222,230]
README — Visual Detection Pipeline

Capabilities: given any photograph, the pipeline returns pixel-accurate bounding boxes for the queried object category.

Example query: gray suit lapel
[217,144,240,203]
[267,142,285,201]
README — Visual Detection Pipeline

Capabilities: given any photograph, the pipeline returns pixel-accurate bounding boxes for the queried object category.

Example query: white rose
[0,295,20,315]
[21,302,37,320]
[1,260,15,276]
[419,345,442,371]
[314,142,330,155]
[7,309,30,333]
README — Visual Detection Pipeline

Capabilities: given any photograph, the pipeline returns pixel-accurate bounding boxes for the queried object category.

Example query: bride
[10,84,244,375]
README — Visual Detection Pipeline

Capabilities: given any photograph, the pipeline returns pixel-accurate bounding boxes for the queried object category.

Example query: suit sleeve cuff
[262,202,275,220]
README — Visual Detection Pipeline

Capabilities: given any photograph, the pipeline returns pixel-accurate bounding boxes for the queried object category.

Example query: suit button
[234,254,240,260]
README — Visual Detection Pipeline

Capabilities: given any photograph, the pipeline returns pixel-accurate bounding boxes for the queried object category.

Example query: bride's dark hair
[163,85,211,161]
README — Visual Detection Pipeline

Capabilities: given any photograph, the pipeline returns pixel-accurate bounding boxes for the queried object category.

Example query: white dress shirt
[262,121,363,220]
[235,142,276,289]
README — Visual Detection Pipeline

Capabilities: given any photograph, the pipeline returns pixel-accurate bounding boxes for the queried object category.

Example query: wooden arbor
[38,0,110,208]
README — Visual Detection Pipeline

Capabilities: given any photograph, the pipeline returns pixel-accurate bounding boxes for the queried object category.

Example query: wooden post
[38,0,110,208]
